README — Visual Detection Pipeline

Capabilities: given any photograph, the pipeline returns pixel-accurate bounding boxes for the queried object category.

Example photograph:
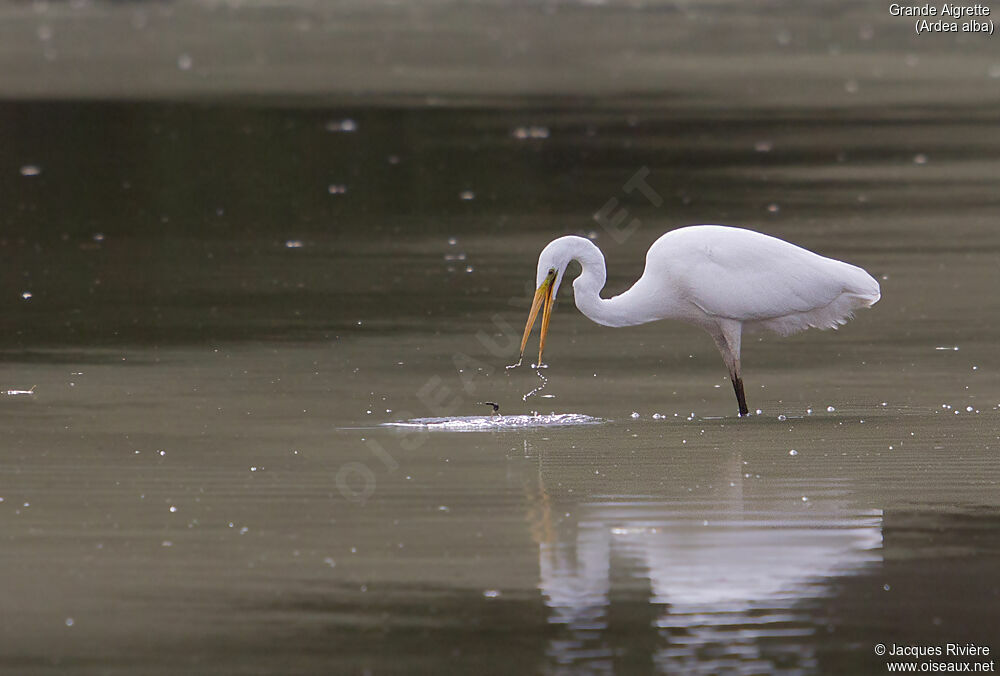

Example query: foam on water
[381,413,603,431]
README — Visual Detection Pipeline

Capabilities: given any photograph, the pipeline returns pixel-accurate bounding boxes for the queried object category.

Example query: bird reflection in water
[522,440,883,674]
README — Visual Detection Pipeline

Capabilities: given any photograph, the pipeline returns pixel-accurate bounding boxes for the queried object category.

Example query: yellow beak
[519,271,557,366]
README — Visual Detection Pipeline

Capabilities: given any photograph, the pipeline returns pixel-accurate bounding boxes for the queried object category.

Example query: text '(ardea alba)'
[519,225,880,416]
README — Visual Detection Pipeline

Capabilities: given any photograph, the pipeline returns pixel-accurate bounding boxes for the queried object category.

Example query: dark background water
[2,1,1000,674]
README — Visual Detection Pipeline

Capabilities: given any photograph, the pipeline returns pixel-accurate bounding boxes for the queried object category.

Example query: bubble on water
[20,165,42,177]
[801,496,809,502]
[883,583,891,591]
[465,265,474,273]
[459,190,475,201]
[966,406,974,412]
[913,153,928,165]
[326,119,357,133]
[482,589,502,599]
[652,413,663,419]
[21,291,32,300]
[789,449,798,456]
[826,406,836,412]
[755,409,762,415]
[177,53,193,71]
[158,450,166,456]
[806,408,813,415]
[284,239,304,248]
[65,618,74,627]
[630,411,640,419]
[323,557,336,567]
[327,184,347,194]
[777,414,787,421]
[754,140,773,153]
[168,505,177,513]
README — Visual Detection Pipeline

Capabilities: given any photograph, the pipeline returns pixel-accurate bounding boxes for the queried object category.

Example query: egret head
[519,237,578,366]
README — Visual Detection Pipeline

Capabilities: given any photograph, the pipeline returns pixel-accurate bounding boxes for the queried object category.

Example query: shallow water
[3,1,1000,675]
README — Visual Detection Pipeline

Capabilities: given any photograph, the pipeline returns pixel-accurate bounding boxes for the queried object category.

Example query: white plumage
[519,225,880,416]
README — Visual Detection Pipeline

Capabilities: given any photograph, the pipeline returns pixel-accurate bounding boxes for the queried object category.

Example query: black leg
[732,376,749,417]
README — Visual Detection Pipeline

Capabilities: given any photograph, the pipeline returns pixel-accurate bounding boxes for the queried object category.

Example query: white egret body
[519,225,880,416]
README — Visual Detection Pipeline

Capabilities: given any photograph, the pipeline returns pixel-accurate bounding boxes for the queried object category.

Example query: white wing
[647,226,880,335]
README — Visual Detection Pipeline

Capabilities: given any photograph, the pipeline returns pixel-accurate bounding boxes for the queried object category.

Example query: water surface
[2,1,1000,674]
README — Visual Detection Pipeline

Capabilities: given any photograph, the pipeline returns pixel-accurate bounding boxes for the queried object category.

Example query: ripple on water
[381,413,603,431]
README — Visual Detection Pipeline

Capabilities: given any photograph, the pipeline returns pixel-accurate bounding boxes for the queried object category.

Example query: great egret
[518,225,880,416]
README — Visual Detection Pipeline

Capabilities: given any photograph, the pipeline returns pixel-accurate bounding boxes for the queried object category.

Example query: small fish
[478,401,501,417]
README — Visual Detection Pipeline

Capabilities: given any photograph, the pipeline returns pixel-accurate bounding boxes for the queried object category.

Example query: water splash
[522,367,548,401]
[381,413,602,432]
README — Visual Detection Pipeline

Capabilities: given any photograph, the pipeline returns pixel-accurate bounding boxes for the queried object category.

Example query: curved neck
[568,240,654,328]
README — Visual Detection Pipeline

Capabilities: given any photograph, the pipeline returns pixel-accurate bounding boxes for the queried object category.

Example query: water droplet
[512,125,550,139]
[325,119,357,133]
[19,165,42,177]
